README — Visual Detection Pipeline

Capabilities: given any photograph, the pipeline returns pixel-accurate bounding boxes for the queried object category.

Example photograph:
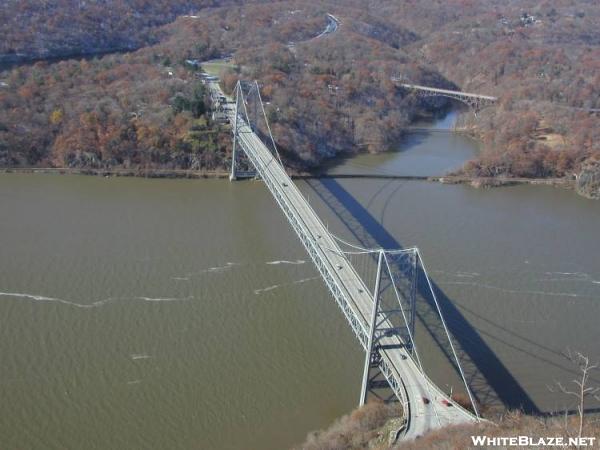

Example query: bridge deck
[212,80,478,439]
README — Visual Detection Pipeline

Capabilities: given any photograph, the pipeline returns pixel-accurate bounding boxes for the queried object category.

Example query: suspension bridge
[393,80,497,111]
[210,78,480,440]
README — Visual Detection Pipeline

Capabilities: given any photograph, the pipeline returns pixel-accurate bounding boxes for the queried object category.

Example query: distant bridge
[396,81,600,115]
[394,80,497,111]
[206,76,480,440]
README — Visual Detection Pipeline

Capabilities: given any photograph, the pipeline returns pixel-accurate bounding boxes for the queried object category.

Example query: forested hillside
[396,0,600,179]
[0,2,441,170]
[0,0,250,63]
[0,3,330,169]
[1,0,599,188]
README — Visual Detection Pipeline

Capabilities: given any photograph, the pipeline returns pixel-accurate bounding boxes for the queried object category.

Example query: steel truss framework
[413,89,496,111]
[395,81,497,114]
[227,80,480,432]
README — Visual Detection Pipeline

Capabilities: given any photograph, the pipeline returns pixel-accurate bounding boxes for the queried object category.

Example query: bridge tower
[360,250,386,406]
[358,249,418,406]
[229,82,242,181]
[230,82,258,181]
[230,80,281,181]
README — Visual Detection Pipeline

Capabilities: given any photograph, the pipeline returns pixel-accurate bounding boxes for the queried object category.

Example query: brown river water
[1,113,599,449]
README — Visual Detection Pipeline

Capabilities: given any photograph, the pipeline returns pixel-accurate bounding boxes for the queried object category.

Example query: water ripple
[254,277,319,295]
[0,292,192,308]
[265,260,306,265]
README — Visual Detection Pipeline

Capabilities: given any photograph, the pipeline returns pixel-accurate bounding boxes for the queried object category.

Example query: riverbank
[0,167,231,179]
[434,175,575,189]
[297,405,600,450]
[0,167,578,191]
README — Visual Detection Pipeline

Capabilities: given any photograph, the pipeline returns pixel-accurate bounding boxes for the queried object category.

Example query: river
[1,112,599,449]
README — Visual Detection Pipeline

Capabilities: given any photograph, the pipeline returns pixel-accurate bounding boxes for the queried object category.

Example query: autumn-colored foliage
[297,407,600,450]
[1,0,599,177]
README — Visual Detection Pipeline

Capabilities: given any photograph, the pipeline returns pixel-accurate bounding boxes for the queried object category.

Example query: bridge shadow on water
[305,177,541,414]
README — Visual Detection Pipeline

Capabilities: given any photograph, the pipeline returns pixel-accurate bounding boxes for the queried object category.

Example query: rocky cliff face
[576,159,600,200]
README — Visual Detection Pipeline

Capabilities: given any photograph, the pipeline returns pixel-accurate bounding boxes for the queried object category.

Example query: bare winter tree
[551,350,600,441]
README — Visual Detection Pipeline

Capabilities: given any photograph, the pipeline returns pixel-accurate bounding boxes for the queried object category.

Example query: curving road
[288,13,340,53]
[314,14,340,40]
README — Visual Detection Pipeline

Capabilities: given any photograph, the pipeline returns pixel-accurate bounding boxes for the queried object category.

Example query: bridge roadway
[213,82,478,439]
[398,82,498,101]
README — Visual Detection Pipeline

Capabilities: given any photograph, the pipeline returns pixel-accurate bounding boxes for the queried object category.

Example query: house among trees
[520,12,541,26]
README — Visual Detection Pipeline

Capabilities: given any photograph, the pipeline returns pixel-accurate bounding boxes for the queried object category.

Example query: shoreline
[0,167,232,179]
[0,166,576,189]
